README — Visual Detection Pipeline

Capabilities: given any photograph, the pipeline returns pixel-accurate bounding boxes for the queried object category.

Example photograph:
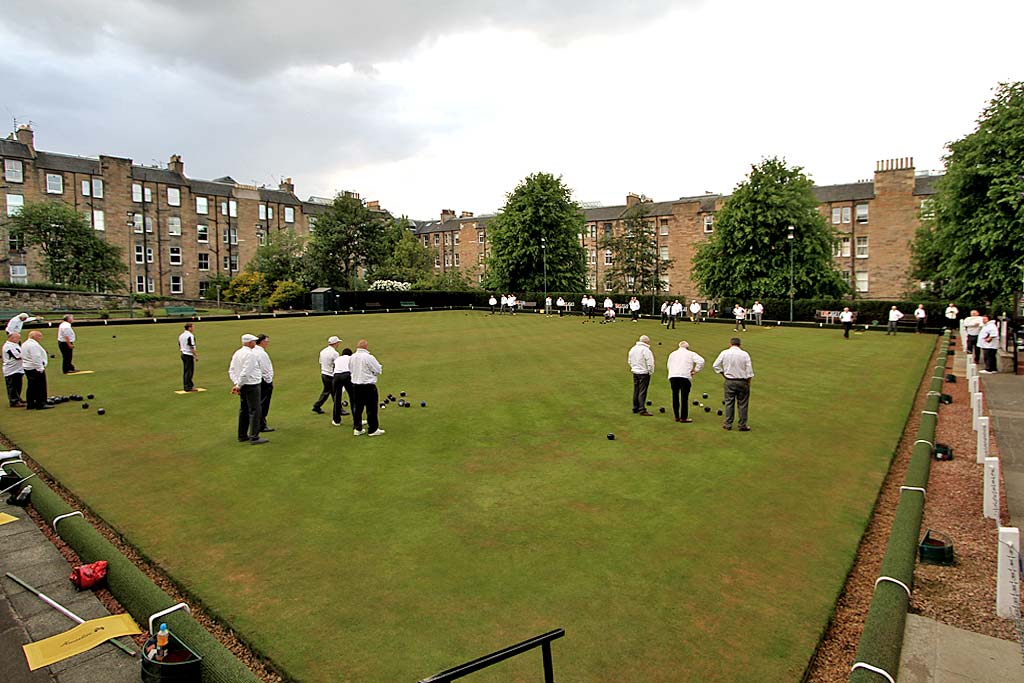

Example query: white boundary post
[966,359,976,380]
[997,527,1021,618]
[969,375,979,395]
[973,392,983,431]
[977,416,990,464]
[984,457,1000,520]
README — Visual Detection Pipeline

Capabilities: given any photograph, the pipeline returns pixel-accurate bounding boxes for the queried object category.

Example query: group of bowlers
[4,312,79,410]
[628,334,754,431]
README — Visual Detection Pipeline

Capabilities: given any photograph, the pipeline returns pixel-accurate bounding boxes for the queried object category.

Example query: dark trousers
[723,378,750,428]
[237,383,262,440]
[181,353,195,391]
[734,318,746,331]
[887,321,898,335]
[983,347,998,373]
[58,341,75,373]
[916,318,926,333]
[587,306,595,319]
[631,309,639,321]
[332,371,352,423]
[25,369,47,410]
[755,313,762,326]
[946,318,957,330]
[632,373,651,413]
[6,372,24,406]
[843,322,852,338]
[313,374,333,410]
[967,334,979,362]
[670,377,692,420]
[691,312,701,324]
[351,383,379,433]
[260,381,273,429]
[668,314,677,329]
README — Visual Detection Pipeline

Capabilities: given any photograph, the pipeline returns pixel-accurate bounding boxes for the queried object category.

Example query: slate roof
[583,205,626,222]
[258,188,301,206]
[813,182,875,203]
[0,139,32,159]
[34,151,100,175]
[188,179,234,197]
[914,175,941,195]
[131,165,186,185]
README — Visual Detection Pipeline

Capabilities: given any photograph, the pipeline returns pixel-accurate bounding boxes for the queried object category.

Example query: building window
[842,207,851,224]
[454,252,460,266]
[134,245,144,264]
[841,269,851,285]
[259,204,267,220]
[169,246,182,265]
[284,206,294,223]
[198,281,209,297]
[136,275,145,292]
[444,253,452,267]
[589,225,597,239]
[92,209,105,231]
[257,230,266,246]
[198,253,209,271]
[603,280,613,293]
[146,247,154,263]
[433,234,440,246]
[453,232,460,245]
[81,179,91,196]
[147,277,155,293]
[223,254,238,271]
[6,193,24,217]
[589,248,597,265]
[855,271,869,293]
[604,250,613,265]
[8,230,24,252]
[4,159,23,183]
[478,230,485,243]
[660,219,669,236]
[835,236,851,258]
[434,256,440,268]
[132,183,143,202]
[587,275,596,290]
[46,173,63,194]
[167,187,181,206]
[90,178,102,198]
[920,198,935,220]
[856,204,868,224]
[477,253,484,265]
[9,264,27,284]
[196,196,208,215]
[855,236,869,258]
[132,214,143,233]
[308,216,317,232]
[444,233,451,245]
[660,245,669,261]
[197,224,208,243]
[168,216,181,236]
[170,275,183,294]
[223,228,237,245]
[221,200,237,217]
[831,207,841,224]
[230,254,238,271]
[703,215,714,233]
[603,223,613,238]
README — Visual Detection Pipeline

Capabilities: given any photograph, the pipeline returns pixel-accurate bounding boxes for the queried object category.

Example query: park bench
[815,309,857,324]
[365,302,382,308]
[400,301,417,308]
[165,306,197,317]
[522,301,537,309]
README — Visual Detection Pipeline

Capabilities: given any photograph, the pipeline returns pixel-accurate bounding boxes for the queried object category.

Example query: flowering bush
[368,279,412,292]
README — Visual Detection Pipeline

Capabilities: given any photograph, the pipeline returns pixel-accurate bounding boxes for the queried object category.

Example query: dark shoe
[238,437,249,442]
[250,438,269,445]
[638,411,654,416]
[260,427,276,433]
[738,426,751,432]
[722,424,732,430]
[680,418,693,423]
[311,407,325,414]
[39,405,54,410]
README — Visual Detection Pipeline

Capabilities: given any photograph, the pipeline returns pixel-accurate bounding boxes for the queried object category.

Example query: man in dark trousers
[3,332,25,407]
[627,335,655,416]
[57,314,76,373]
[713,337,754,431]
[229,334,267,445]
[178,323,198,391]
[254,334,275,432]
[312,336,341,413]
[349,339,385,437]
[21,331,51,410]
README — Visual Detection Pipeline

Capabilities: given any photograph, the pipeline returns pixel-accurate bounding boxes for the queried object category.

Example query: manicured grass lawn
[4,312,934,682]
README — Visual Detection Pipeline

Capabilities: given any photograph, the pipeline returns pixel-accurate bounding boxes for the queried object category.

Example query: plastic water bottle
[156,623,169,660]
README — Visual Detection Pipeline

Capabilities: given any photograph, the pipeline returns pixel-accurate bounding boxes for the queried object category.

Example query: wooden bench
[522,301,537,309]
[165,306,197,317]
[365,302,382,308]
[399,301,417,308]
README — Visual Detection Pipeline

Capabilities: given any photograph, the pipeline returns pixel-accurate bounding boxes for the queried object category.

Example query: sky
[2,0,1022,219]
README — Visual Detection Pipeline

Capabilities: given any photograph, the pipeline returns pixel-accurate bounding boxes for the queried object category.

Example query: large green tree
[484,173,586,292]
[369,220,433,284]
[911,81,1024,305]
[246,228,305,287]
[8,201,126,291]
[302,195,395,289]
[601,203,674,294]
[692,157,847,299]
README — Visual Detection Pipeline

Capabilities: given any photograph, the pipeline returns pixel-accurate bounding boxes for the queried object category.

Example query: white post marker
[984,457,1000,520]
[969,375,979,395]
[966,359,976,380]
[973,392,984,431]
[997,527,1021,619]
[977,416,991,464]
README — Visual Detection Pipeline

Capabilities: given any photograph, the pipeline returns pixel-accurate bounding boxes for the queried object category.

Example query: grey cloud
[4,0,688,77]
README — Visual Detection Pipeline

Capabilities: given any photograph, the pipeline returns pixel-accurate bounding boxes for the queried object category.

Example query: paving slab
[899,614,1024,683]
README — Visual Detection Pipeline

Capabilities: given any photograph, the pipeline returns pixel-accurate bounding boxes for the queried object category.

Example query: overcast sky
[2,0,1021,219]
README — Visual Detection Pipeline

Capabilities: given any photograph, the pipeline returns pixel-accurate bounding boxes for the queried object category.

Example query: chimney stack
[440,209,456,221]
[168,154,184,175]
[626,193,641,208]
[366,200,380,211]
[279,177,295,193]
[15,125,34,153]
[460,211,474,218]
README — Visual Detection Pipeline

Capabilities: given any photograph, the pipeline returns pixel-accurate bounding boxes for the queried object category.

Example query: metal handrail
[417,628,565,683]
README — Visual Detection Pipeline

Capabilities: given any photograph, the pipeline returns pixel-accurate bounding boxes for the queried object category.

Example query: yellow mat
[174,388,207,394]
[23,613,141,670]
[0,512,17,526]
[65,370,95,375]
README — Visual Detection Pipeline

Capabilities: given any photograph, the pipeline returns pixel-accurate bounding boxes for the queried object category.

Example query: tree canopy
[369,220,434,285]
[246,228,305,287]
[691,157,848,300]
[911,81,1024,306]
[601,203,673,295]
[302,194,395,289]
[485,173,586,292]
[8,201,126,291]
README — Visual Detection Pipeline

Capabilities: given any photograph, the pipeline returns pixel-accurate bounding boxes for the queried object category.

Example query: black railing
[417,628,565,683]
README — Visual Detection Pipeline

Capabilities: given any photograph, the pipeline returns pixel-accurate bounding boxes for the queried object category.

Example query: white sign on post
[973,392,984,431]
[977,416,991,464]
[997,527,1021,619]
[984,457,1000,519]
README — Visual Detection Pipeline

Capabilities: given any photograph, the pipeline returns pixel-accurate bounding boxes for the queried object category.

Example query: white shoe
[367,429,386,437]
[332,421,341,426]
[353,428,366,436]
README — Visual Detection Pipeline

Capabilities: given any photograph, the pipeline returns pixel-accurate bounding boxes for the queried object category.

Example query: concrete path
[0,495,139,683]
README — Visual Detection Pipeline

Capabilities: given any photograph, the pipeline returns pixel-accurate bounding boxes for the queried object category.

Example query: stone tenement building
[412,157,941,300]
[1,124,937,300]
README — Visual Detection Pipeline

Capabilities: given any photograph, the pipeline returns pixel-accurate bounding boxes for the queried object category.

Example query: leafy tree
[692,157,848,300]
[8,201,126,291]
[246,228,305,287]
[601,203,674,294]
[484,173,586,292]
[224,271,269,305]
[202,273,232,302]
[369,221,433,284]
[302,194,394,289]
[911,82,1024,305]
[415,269,474,291]
[267,280,307,309]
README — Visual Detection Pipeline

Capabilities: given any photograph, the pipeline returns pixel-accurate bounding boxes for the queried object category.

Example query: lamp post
[787,225,795,322]
[541,236,547,303]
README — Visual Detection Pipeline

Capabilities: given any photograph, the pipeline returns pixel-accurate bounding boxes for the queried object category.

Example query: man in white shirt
[57,314,76,373]
[499,294,508,314]
[944,303,959,331]
[312,335,342,414]
[978,315,1000,373]
[587,295,597,320]
[669,300,683,329]
[5,313,40,337]
[628,297,641,322]
[627,335,655,416]
[667,341,705,423]
[3,332,25,407]
[507,294,517,315]
[839,307,854,339]
[733,304,747,332]
[603,296,613,312]
[752,301,765,326]
[556,296,566,317]
[349,339,385,436]
[963,309,984,362]
[660,301,670,326]
[229,334,266,445]
[887,306,904,335]
[254,334,275,433]
[488,295,497,314]
[713,337,754,431]
[689,300,702,324]
[21,331,51,410]
[544,296,553,315]
[178,323,198,391]
[332,347,353,426]
[913,304,927,334]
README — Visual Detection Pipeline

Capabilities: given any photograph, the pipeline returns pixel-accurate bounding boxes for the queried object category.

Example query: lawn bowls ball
[659,407,666,413]
[717,410,723,416]
[87,394,95,399]
[702,393,709,399]
[607,433,615,440]
[646,400,652,406]
[704,406,711,413]
[421,401,427,407]
[400,391,406,397]
[82,403,89,409]
[50,354,55,358]
[692,400,699,406]
[97,408,105,415]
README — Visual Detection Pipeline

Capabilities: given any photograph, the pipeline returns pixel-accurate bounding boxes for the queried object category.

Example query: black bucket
[919,529,955,566]
[140,631,202,683]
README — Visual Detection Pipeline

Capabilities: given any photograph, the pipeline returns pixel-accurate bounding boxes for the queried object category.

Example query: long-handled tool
[4,572,136,656]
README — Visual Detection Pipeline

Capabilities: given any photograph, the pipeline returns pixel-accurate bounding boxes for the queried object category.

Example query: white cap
[241,334,258,343]
[327,335,341,344]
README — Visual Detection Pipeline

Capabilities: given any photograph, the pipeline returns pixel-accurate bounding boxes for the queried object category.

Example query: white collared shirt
[333,354,351,374]
[713,346,754,380]
[629,300,640,311]
[667,348,705,379]
[319,346,340,376]
[914,307,927,319]
[963,315,984,335]
[178,331,195,356]
[839,311,854,323]
[228,346,261,387]
[689,301,701,314]
[978,321,1000,349]
[349,348,382,384]
[945,306,958,320]
[556,297,565,306]
[627,342,655,375]
[604,298,613,308]
[3,340,23,376]
[500,295,508,305]
[671,302,683,316]
[6,315,37,335]
[733,306,746,319]
[21,338,48,371]
[253,345,274,383]
[57,321,75,343]
[489,297,497,305]
[888,309,904,322]
[752,303,764,314]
